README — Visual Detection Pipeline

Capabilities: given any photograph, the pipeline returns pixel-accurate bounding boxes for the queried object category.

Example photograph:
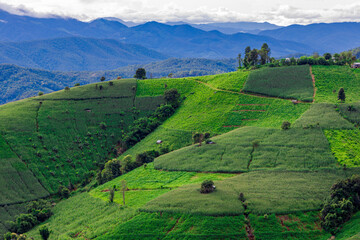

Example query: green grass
[293,103,354,129]
[26,193,138,240]
[192,71,249,92]
[154,127,337,173]
[142,169,350,215]
[225,96,310,129]
[243,65,313,101]
[337,102,360,125]
[324,129,360,167]
[336,212,360,240]
[0,135,48,206]
[250,212,330,240]
[93,163,235,191]
[313,65,360,103]
[37,79,137,99]
[98,212,247,240]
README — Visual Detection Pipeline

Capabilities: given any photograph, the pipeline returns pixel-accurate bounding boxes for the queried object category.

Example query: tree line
[237,44,357,69]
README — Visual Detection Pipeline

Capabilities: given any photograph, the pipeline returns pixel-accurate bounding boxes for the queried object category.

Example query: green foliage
[200,180,215,194]
[324,129,360,167]
[8,214,38,234]
[281,121,291,130]
[243,65,314,101]
[109,185,116,203]
[135,151,156,166]
[164,88,181,108]
[101,159,122,182]
[39,225,50,240]
[57,186,70,199]
[134,68,146,79]
[338,87,346,102]
[321,175,360,233]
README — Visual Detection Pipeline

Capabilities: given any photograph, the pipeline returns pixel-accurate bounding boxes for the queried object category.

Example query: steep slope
[0,37,167,71]
[1,66,360,239]
[0,78,166,236]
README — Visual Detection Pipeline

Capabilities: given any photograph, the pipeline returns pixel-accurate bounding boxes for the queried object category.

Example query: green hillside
[243,65,314,101]
[1,65,360,239]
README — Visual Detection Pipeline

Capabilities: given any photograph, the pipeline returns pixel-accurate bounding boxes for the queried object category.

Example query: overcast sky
[1,0,360,26]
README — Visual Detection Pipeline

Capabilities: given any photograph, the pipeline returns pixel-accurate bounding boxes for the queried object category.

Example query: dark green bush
[200,180,215,194]
[281,121,291,130]
[39,225,50,240]
[321,175,360,234]
[57,185,70,199]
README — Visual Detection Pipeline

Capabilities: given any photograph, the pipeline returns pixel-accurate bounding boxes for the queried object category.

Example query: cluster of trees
[123,89,180,150]
[95,89,181,185]
[238,43,271,68]
[97,150,162,185]
[238,46,357,69]
[6,200,52,236]
[321,175,360,234]
[272,51,357,68]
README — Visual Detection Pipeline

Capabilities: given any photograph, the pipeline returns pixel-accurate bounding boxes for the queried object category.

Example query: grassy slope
[335,212,360,240]
[243,65,314,101]
[142,169,351,215]
[293,103,354,129]
[0,79,165,236]
[125,71,309,157]
[10,67,360,239]
[313,65,360,103]
[0,79,163,193]
[154,127,337,172]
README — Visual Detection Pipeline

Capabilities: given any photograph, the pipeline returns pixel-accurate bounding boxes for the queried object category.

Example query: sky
[1,0,360,26]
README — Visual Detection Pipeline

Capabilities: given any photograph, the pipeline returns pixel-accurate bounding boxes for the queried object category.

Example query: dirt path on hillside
[193,80,311,103]
[310,65,316,102]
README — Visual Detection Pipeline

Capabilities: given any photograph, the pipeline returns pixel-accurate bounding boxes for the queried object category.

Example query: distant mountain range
[166,21,281,34]
[0,9,313,61]
[0,8,359,72]
[259,22,360,54]
[0,37,166,71]
[0,58,237,104]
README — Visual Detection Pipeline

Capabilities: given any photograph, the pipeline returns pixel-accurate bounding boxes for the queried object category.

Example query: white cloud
[0,1,359,25]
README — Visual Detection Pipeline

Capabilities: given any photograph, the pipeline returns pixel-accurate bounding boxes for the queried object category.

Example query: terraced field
[243,65,314,101]
[1,66,360,239]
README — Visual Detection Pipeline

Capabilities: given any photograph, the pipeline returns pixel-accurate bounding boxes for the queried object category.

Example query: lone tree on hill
[281,121,291,130]
[100,76,106,82]
[338,88,346,102]
[134,68,147,79]
[121,180,127,205]
[109,185,116,203]
[200,180,215,194]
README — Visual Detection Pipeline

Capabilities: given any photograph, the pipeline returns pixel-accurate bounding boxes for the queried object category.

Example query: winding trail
[193,80,312,103]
